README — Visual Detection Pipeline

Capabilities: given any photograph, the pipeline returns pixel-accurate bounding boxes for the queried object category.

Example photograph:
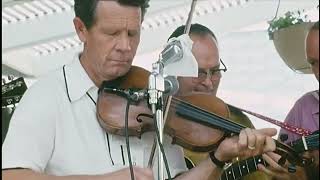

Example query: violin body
[97,66,152,136]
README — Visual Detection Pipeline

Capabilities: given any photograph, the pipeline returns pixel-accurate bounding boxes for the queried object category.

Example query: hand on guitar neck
[258,132,319,180]
[257,152,308,180]
[214,128,277,162]
[258,150,318,180]
[220,132,319,180]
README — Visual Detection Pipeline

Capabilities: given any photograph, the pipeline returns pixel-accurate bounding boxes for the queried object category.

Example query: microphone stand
[147,1,198,180]
[148,62,166,180]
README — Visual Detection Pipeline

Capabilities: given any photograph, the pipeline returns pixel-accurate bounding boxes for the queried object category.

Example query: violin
[96,66,312,167]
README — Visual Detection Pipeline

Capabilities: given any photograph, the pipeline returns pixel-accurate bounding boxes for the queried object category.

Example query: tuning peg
[8,75,14,81]
[288,164,296,173]
[279,134,288,142]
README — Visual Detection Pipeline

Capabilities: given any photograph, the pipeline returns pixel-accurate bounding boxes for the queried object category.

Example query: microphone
[164,76,179,95]
[160,34,198,77]
[159,39,183,66]
[130,76,179,102]
[103,76,179,102]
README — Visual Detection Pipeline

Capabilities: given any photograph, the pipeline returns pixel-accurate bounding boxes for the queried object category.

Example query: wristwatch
[209,151,232,170]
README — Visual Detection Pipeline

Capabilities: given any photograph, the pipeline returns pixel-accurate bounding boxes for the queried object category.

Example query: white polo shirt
[2,54,187,178]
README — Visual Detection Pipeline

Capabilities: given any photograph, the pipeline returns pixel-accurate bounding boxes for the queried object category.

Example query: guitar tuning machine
[8,75,15,81]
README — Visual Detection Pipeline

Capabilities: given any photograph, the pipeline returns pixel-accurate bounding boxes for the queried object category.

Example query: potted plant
[268,10,313,74]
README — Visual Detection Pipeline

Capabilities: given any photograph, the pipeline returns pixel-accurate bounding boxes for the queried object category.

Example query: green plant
[268,10,310,40]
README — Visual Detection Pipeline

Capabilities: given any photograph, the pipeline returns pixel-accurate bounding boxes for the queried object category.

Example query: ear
[73,17,88,43]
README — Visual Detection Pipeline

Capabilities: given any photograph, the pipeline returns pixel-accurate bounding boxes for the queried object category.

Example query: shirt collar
[312,90,319,101]
[311,90,319,115]
[64,54,96,102]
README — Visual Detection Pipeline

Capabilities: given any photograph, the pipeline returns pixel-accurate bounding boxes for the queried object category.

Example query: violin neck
[176,101,244,134]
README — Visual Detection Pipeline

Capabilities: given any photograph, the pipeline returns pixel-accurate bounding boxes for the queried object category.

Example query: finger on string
[257,163,276,177]
[238,128,248,150]
[257,128,277,137]
[262,153,287,172]
[244,128,256,150]
[263,136,276,152]
[254,130,265,149]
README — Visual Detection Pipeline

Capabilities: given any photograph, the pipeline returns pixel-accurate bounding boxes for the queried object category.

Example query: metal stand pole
[148,63,165,180]
[156,100,164,180]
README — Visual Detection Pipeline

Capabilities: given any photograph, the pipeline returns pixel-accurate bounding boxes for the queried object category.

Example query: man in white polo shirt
[2,0,278,180]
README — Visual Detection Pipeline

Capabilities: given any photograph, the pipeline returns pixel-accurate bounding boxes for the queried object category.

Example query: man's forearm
[2,169,106,180]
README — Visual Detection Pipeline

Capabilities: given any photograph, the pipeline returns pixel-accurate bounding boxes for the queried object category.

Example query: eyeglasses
[197,59,227,81]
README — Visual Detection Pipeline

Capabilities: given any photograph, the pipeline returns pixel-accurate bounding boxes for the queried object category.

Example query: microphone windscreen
[164,76,179,95]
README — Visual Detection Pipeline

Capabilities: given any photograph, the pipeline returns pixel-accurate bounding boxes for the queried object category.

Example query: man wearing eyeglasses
[168,24,226,96]
[168,23,270,180]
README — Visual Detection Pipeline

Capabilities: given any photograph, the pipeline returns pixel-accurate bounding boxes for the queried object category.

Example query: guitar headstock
[2,76,28,107]
[274,139,314,167]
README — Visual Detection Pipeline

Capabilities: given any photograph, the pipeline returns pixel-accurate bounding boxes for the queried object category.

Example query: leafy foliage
[268,10,310,40]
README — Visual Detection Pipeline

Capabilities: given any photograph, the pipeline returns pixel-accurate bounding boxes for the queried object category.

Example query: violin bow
[184,0,198,34]
[147,0,198,170]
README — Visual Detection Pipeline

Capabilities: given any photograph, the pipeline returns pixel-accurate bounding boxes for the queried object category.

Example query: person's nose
[115,32,131,52]
[202,76,214,88]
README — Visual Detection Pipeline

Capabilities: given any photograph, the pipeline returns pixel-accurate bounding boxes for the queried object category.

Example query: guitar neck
[2,77,27,107]
[2,95,23,107]
[220,155,267,180]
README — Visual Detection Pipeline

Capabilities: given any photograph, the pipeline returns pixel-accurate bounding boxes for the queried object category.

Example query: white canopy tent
[2,0,318,77]
[2,0,319,134]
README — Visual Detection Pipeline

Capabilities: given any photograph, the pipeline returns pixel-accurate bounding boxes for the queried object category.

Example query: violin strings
[167,97,244,133]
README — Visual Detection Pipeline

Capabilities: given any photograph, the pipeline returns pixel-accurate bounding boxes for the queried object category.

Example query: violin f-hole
[136,113,153,123]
